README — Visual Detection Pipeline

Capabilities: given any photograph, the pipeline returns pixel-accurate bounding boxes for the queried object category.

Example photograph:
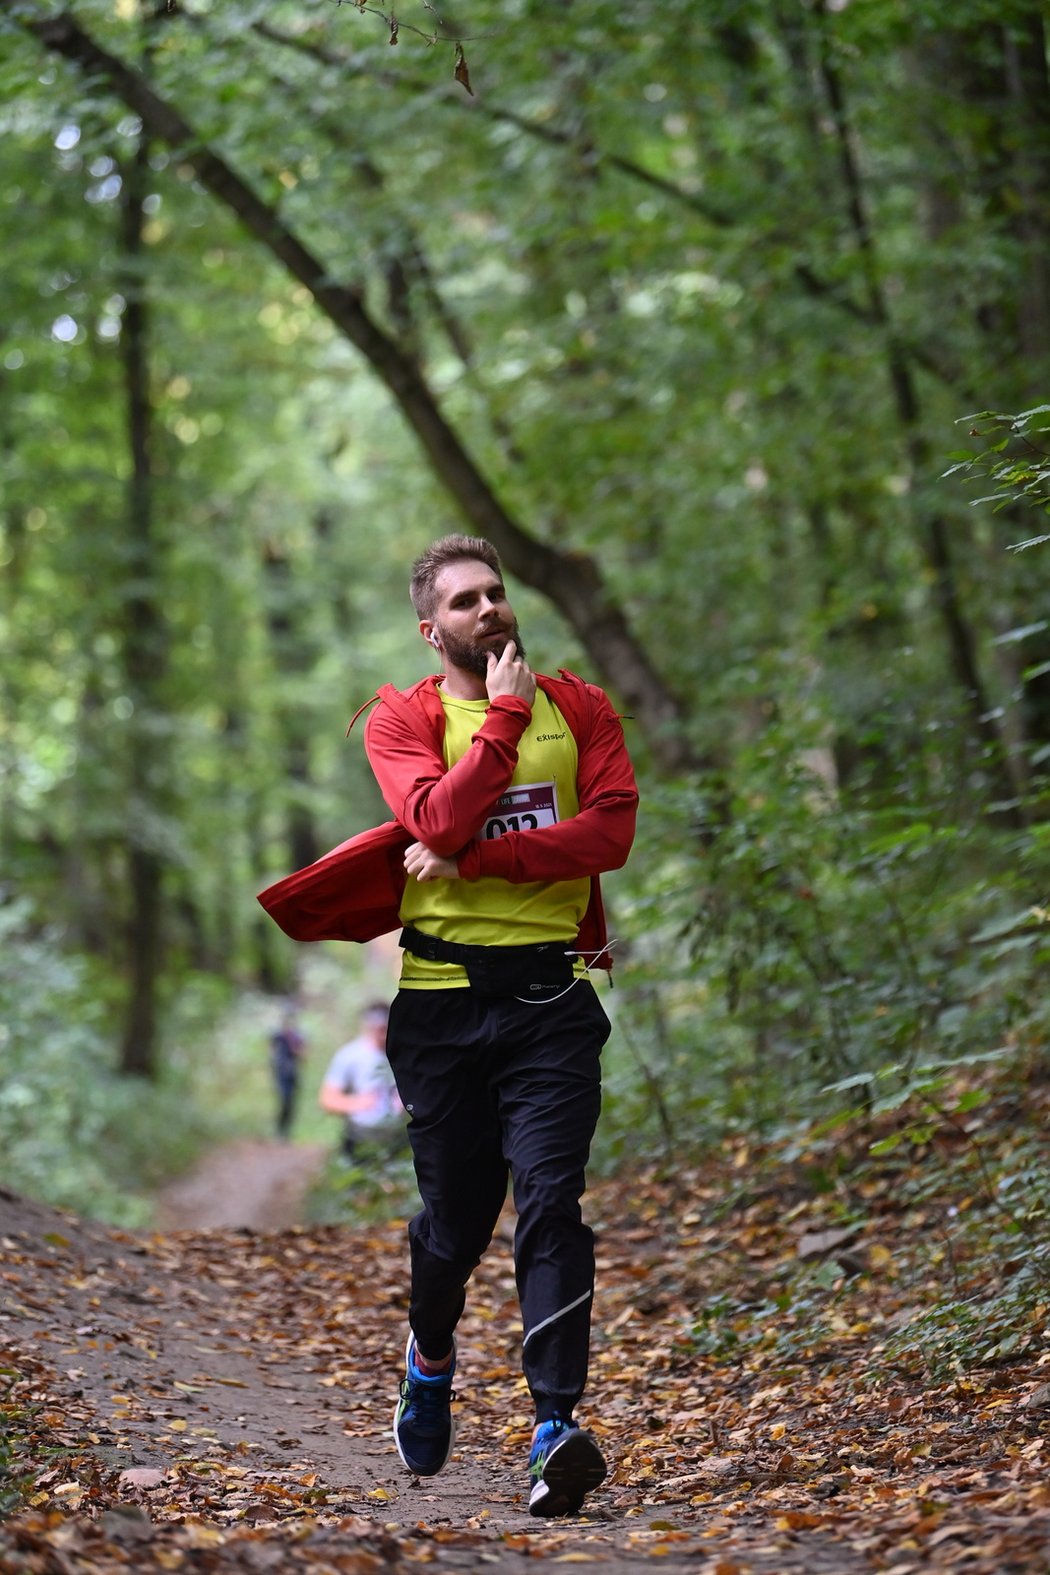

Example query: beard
[436,621,526,679]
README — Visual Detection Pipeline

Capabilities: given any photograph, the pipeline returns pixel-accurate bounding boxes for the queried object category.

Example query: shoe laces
[401,1372,454,1433]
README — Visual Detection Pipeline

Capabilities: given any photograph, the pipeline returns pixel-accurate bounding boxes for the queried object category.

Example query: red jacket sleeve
[256,820,409,942]
[456,688,638,883]
[363,692,532,857]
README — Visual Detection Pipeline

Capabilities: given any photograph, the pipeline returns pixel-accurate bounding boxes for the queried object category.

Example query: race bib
[480,780,559,840]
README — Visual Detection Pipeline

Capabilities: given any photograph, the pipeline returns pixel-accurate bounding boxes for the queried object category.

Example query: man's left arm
[453,693,637,883]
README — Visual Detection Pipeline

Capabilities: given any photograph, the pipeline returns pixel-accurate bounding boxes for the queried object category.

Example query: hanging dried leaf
[454,43,473,96]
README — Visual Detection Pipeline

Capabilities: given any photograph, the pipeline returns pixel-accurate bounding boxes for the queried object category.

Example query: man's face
[427,559,525,678]
[364,1015,388,1049]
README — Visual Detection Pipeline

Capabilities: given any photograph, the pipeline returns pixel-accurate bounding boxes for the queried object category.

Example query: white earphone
[428,632,440,649]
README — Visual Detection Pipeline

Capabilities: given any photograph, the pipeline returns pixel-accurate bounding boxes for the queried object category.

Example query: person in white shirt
[319,1002,404,1161]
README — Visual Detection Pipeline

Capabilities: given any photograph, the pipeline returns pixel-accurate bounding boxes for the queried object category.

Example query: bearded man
[259,532,637,1515]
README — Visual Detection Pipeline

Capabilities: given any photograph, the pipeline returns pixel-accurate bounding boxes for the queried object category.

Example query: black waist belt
[398,926,578,999]
[399,926,575,967]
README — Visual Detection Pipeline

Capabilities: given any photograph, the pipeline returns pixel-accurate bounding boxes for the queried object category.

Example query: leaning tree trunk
[16,8,699,776]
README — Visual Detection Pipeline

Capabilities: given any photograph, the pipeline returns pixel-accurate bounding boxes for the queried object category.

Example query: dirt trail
[0,1184,818,1573]
[3,1167,1050,1573]
[155,1139,329,1232]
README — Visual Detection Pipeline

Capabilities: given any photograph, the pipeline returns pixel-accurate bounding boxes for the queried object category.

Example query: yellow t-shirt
[398,689,590,988]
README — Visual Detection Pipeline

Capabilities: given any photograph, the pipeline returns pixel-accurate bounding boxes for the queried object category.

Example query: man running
[366,534,637,1516]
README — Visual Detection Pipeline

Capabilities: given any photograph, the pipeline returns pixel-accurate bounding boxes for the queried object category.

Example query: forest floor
[3,1104,1050,1574]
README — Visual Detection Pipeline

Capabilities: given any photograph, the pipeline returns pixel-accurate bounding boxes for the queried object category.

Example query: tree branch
[14,4,698,773]
[251,16,964,383]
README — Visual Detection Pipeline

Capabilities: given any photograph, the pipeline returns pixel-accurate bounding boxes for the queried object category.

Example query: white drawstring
[512,940,619,1005]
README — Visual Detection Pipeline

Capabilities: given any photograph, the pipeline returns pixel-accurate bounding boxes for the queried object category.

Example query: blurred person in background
[269,1002,307,1141]
[318,1001,404,1162]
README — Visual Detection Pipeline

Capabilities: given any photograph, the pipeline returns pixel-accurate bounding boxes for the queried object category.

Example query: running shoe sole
[528,1428,607,1517]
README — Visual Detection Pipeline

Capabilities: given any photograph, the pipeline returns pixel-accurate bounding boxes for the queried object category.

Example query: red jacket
[256,670,638,969]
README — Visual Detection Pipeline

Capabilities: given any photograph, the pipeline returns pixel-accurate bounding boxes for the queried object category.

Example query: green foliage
[945,405,1050,547]
[594,632,1050,1176]
[305,1149,419,1228]
[697,747,1044,1090]
[876,1106,1050,1378]
[2,0,1050,1323]
[633,730,1050,1370]
[0,918,404,1227]
[882,1246,1050,1381]
[682,1064,1050,1385]
[0,901,223,1223]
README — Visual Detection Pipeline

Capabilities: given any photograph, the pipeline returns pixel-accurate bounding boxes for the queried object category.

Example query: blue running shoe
[392,1332,456,1477]
[528,1418,606,1517]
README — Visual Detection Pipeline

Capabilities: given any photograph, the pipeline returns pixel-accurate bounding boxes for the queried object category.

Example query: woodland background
[1,0,1050,1371]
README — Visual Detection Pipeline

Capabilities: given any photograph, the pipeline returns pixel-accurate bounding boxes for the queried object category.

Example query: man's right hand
[486,641,536,705]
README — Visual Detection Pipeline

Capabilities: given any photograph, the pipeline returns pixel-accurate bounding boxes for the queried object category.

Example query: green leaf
[869,1132,904,1156]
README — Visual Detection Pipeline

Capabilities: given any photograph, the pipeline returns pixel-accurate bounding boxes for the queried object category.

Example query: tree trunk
[1003,13,1050,373]
[0,431,26,872]
[813,4,1026,820]
[263,543,321,874]
[117,126,166,1078]
[912,13,1050,773]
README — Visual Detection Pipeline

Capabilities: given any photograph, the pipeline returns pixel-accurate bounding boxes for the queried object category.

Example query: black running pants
[385,982,610,1424]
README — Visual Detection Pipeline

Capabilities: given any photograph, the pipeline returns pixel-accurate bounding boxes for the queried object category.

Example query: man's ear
[421,624,441,649]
